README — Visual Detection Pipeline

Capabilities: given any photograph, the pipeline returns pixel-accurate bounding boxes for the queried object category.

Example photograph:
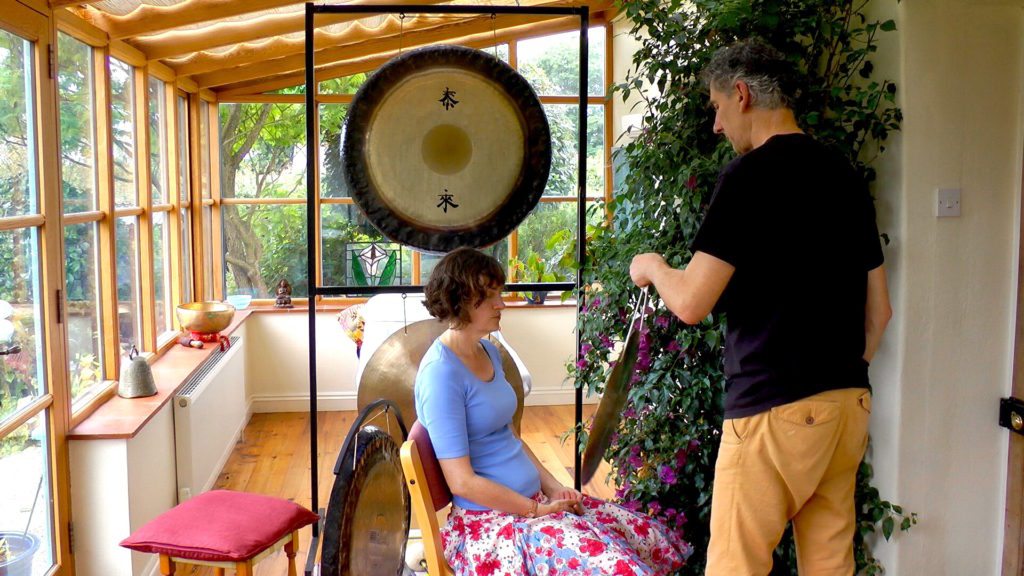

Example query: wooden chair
[401,421,454,576]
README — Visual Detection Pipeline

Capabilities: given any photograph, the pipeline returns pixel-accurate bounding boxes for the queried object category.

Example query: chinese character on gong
[439,86,459,110]
[437,190,459,213]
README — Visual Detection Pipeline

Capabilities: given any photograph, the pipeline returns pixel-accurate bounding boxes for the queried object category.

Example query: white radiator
[173,335,247,503]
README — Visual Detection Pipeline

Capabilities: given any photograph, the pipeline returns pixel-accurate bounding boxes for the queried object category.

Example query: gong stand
[304,4,589,574]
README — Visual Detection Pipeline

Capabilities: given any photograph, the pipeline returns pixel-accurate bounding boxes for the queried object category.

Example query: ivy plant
[574,1,915,573]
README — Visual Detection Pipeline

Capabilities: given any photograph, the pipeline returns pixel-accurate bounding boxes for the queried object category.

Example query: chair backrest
[401,421,453,575]
[408,421,452,510]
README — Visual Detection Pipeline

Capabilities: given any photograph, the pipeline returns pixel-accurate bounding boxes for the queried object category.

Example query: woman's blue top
[414,338,540,510]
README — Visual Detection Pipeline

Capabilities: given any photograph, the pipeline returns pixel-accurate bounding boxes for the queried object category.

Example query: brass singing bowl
[176,302,235,333]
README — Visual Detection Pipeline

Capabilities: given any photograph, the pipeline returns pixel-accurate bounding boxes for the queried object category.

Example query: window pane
[542,104,605,198]
[153,212,172,337]
[202,206,213,301]
[517,27,605,97]
[64,223,104,406]
[321,204,412,287]
[180,208,193,305]
[222,204,307,298]
[116,217,141,352]
[0,413,55,576]
[318,73,367,95]
[515,202,577,283]
[148,77,168,205]
[319,104,349,198]
[177,95,190,204]
[219,103,306,200]
[110,58,137,208]
[58,32,96,214]
[0,228,45,414]
[199,100,211,199]
[0,29,39,216]
[420,240,507,284]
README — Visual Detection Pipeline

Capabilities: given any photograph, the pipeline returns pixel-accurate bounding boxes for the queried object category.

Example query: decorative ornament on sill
[118,344,157,399]
[274,279,294,309]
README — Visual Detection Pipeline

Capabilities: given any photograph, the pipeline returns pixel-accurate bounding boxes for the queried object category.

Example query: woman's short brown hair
[424,247,505,327]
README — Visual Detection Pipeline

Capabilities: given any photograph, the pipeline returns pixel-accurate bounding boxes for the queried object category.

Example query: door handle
[1000,397,1024,436]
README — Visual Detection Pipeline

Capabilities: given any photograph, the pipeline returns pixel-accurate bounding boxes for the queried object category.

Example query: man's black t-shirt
[691,133,884,419]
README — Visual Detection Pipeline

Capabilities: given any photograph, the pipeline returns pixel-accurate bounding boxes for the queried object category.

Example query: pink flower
[628,445,643,468]
[576,358,588,370]
[655,315,671,329]
[658,464,677,485]
[675,448,688,468]
[666,340,681,352]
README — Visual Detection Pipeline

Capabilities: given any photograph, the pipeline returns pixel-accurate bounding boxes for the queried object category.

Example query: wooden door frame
[1004,140,1024,575]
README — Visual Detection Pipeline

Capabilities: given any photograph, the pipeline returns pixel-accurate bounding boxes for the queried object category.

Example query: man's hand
[630,253,667,287]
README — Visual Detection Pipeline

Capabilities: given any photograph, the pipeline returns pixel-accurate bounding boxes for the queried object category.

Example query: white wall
[245,306,580,413]
[870,1,1024,573]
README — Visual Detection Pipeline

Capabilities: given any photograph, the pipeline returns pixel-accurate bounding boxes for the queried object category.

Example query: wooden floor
[173,405,613,575]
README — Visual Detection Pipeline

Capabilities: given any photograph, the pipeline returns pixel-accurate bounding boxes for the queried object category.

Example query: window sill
[66,300,575,440]
[67,309,254,440]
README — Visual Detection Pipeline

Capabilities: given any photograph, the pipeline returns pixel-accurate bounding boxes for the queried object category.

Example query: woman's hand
[544,484,582,502]
[537,498,584,517]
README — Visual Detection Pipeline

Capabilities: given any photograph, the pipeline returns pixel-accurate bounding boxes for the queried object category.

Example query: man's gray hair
[701,39,799,110]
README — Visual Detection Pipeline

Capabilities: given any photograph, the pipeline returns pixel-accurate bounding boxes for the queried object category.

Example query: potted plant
[0,532,40,576]
[510,228,575,304]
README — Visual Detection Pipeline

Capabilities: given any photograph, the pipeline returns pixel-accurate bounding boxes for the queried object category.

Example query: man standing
[629,39,892,575]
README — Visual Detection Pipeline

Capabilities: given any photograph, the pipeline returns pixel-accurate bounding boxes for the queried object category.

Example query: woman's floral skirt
[440,493,691,576]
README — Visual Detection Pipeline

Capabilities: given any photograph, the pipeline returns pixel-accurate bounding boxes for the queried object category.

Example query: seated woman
[414,247,689,575]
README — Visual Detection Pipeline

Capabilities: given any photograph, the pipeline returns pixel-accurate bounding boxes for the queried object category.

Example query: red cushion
[409,421,452,511]
[120,490,318,562]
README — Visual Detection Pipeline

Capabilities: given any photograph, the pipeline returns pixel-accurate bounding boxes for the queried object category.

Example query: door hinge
[999,397,1024,437]
[48,44,54,80]
[56,289,63,324]
[68,520,74,555]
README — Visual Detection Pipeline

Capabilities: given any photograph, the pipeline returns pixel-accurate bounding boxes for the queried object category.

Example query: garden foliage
[574,1,913,573]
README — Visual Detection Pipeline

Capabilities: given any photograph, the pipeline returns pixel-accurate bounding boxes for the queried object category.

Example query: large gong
[322,401,410,576]
[343,45,551,252]
[358,319,527,437]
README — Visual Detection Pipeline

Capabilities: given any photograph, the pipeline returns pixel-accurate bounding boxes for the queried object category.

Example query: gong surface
[343,45,551,252]
[322,426,410,576]
[580,327,642,484]
[357,319,526,435]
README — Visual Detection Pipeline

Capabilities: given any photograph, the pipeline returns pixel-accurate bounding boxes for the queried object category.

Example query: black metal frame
[304,0,589,547]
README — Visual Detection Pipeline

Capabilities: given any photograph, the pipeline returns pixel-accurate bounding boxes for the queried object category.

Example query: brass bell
[118,344,157,399]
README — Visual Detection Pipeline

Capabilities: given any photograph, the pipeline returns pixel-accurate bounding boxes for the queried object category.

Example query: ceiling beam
[215,15,596,97]
[50,0,106,8]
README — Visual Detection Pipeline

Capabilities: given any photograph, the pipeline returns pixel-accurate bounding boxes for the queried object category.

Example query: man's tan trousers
[706,387,871,576]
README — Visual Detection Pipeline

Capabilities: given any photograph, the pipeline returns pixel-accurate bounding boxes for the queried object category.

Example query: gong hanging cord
[491,13,497,57]
[398,13,406,55]
[402,292,408,335]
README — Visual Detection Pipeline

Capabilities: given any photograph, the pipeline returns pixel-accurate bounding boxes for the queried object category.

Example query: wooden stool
[121,490,318,576]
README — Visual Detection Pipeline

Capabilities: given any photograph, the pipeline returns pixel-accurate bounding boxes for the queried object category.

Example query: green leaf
[882,517,895,540]
[880,19,897,32]
[377,251,398,286]
[351,252,368,286]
